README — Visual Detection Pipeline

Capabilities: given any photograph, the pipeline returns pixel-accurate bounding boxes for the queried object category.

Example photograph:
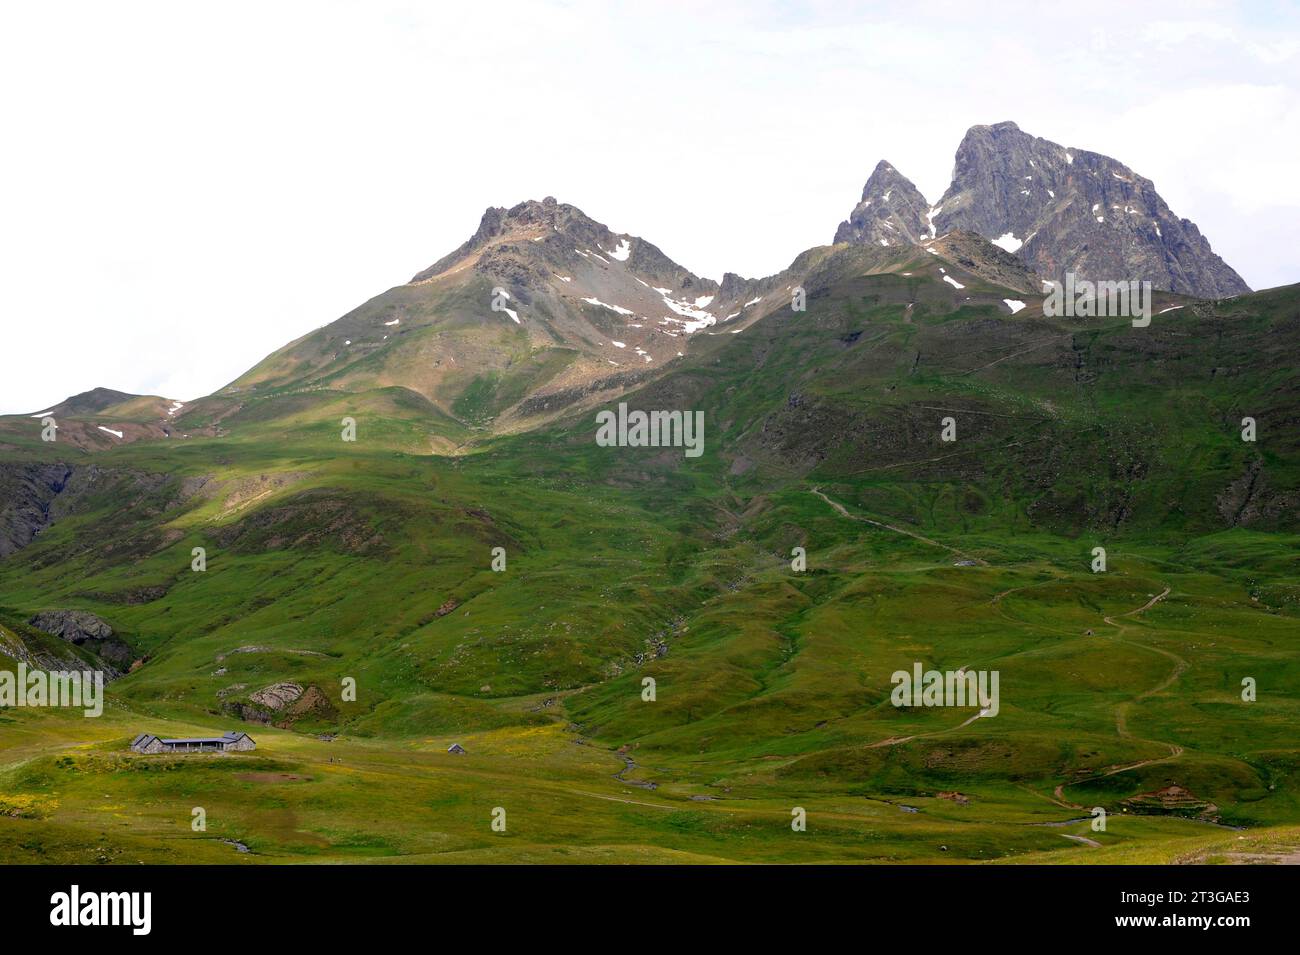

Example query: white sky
[2,0,1297,412]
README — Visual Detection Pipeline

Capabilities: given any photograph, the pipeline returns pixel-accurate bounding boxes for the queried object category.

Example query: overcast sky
[2,0,1296,413]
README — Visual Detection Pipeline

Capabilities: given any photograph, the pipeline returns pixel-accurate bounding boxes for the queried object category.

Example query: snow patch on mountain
[992,232,1023,253]
[656,288,717,334]
[583,297,635,316]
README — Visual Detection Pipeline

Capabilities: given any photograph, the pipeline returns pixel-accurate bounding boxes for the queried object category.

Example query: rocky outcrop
[249,682,305,710]
[1216,458,1294,528]
[0,623,89,673]
[0,462,206,564]
[280,685,338,724]
[0,463,73,557]
[224,682,337,727]
[27,610,133,673]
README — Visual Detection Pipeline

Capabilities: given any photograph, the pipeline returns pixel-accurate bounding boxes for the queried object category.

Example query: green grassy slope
[0,259,1296,864]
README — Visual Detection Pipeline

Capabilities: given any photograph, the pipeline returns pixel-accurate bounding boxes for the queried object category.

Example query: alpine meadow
[1,8,1297,877]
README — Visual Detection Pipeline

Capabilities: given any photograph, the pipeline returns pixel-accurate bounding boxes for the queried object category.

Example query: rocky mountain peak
[833,160,933,247]
[933,122,1250,298]
[408,197,709,296]
[411,197,616,283]
[833,123,1250,299]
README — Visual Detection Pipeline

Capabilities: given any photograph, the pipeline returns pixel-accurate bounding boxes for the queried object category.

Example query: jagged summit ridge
[934,122,1249,298]
[410,196,708,295]
[834,122,1250,299]
[833,160,933,247]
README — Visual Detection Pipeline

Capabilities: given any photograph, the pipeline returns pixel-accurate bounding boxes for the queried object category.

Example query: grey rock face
[833,160,934,247]
[833,123,1250,300]
[29,609,114,643]
[0,625,88,674]
[249,682,305,710]
[0,462,191,563]
[932,122,1250,299]
[0,463,72,557]
[27,609,134,672]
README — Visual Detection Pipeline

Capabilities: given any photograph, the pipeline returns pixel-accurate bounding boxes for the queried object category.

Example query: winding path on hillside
[865,699,991,749]
[810,488,988,565]
[958,335,1071,376]
[809,488,1003,746]
[1051,585,1186,811]
[1101,586,1185,767]
[796,492,1188,836]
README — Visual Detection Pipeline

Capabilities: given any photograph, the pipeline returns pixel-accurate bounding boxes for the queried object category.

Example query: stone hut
[130,731,256,754]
